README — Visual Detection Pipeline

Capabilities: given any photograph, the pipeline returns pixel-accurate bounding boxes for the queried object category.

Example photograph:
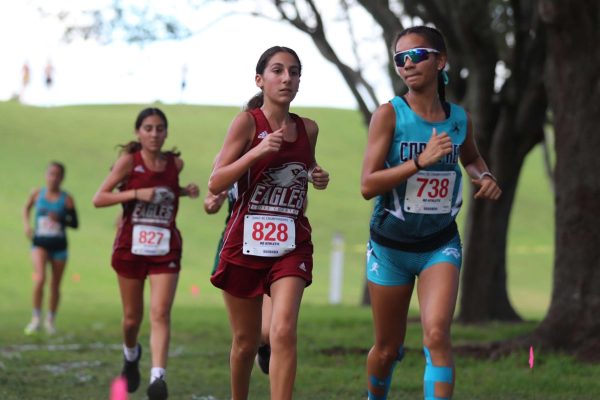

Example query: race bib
[36,216,62,237]
[243,215,296,257]
[131,225,170,256]
[404,170,456,214]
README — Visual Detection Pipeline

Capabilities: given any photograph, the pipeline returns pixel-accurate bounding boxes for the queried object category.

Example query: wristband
[308,166,315,183]
[134,189,137,200]
[479,171,497,181]
[413,156,423,170]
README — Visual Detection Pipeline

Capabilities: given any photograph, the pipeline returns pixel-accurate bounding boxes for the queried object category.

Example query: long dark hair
[245,46,302,110]
[118,107,180,156]
[393,26,448,103]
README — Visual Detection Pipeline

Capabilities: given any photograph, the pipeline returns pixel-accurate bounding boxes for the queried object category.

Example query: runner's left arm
[460,114,502,200]
[63,194,79,228]
[304,118,329,190]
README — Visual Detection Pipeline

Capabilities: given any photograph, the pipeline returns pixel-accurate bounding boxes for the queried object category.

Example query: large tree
[531,0,600,361]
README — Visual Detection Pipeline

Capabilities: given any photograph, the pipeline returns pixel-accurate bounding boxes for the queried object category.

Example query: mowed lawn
[2,101,595,399]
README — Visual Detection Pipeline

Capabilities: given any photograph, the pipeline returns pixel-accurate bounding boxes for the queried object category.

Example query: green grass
[2,305,599,399]
[0,100,591,399]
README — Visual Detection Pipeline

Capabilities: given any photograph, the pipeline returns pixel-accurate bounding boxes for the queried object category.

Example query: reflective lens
[394,47,440,67]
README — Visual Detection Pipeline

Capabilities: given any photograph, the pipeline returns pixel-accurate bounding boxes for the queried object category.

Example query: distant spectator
[44,59,54,90]
[20,62,31,102]
[180,64,187,103]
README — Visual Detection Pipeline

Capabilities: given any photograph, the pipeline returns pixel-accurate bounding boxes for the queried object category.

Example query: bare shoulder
[65,193,76,208]
[29,187,41,200]
[115,152,134,168]
[301,117,318,136]
[111,153,135,177]
[231,111,256,132]
[174,155,184,172]
[373,102,395,122]
[368,103,396,136]
[226,111,257,144]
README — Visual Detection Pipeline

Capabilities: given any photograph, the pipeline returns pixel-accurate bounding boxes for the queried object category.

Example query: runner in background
[93,107,199,400]
[23,161,79,335]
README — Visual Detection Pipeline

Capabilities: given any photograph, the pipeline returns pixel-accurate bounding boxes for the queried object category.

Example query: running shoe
[44,318,56,335]
[121,344,142,393]
[255,343,271,375]
[24,318,41,335]
[147,377,168,400]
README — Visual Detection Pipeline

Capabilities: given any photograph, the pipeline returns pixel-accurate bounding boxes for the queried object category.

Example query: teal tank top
[33,188,68,249]
[369,96,467,248]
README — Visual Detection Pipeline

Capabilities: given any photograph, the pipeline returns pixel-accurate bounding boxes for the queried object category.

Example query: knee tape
[423,346,453,400]
[367,346,405,400]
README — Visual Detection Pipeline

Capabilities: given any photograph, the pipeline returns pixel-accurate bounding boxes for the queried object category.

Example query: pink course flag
[110,376,128,400]
[529,346,534,369]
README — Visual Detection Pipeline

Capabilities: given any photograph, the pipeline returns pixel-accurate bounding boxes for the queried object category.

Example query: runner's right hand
[418,128,453,168]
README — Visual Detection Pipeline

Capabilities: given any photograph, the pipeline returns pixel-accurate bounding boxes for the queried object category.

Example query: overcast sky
[0,1,396,109]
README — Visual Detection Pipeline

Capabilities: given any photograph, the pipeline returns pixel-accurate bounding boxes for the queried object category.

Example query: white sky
[0,1,395,109]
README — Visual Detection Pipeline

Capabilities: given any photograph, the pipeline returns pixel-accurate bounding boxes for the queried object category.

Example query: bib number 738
[243,215,296,257]
[404,171,456,214]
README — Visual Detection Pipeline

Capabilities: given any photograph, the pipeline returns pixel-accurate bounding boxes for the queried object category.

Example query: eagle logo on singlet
[263,163,309,188]
[151,187,176,205]
[249,162,308,216]
[132,186,175,226]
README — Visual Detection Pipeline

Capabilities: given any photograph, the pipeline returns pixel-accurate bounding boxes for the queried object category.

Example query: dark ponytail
[244,46,302,110]
[117,141,142,154]
[437,71,446,104]
[244,92,265,111]
[393,26,448,103]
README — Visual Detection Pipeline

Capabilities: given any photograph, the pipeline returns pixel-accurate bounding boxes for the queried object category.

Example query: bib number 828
[252,222,289,242]
[416,177,450,198]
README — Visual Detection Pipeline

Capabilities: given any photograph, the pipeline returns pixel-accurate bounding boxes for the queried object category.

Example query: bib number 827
[137,229,164,245]
[252,222,289,242]
[416,177,450,198]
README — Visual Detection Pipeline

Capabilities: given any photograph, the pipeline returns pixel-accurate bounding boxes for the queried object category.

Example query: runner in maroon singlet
[208,46,330,400]
[93,107,199,400]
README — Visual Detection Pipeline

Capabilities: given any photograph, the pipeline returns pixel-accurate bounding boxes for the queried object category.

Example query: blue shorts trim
[366,235,462,286]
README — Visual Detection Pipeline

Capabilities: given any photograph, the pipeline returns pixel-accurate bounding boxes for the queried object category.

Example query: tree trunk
[460,166,522,321]
[459,114,544,321]
[532,0,600,361]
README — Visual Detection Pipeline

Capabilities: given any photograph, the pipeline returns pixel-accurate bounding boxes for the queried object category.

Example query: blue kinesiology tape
[423,346,453,400]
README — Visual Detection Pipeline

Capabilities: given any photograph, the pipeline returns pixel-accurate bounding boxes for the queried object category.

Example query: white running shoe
[44,319,56,335]
[24,318,41,335]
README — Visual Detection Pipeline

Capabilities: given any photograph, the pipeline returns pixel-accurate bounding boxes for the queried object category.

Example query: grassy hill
[0,99,553,317]
[0,100,585,400]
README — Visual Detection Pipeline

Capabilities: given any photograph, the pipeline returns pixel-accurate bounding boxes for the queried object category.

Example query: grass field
[1,100,596,399]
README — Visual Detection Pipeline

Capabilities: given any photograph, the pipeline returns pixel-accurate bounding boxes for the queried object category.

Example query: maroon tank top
[113,151,182,261]
[220,108,313,269]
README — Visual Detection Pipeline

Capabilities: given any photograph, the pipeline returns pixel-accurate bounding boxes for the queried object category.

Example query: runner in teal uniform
[361,26,501,400]
[23,161,78,335]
